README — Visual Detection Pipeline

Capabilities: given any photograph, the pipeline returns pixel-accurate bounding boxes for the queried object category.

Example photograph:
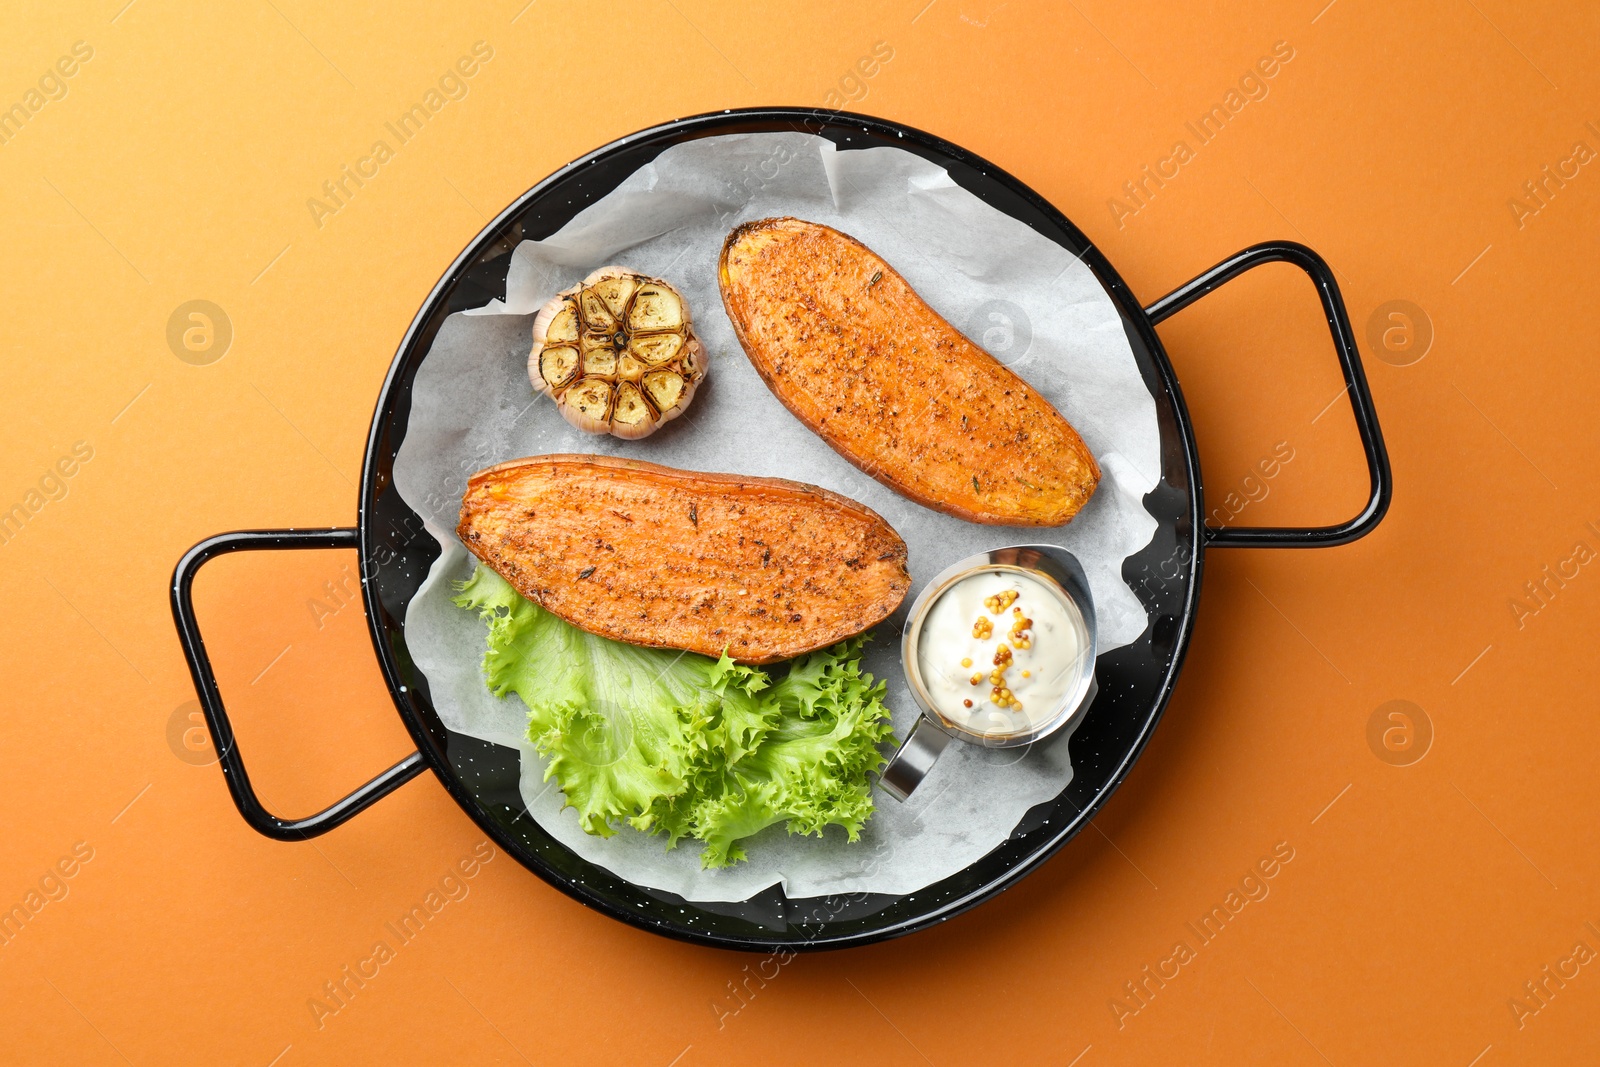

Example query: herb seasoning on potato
[718,217,1101,525]
[457,454,910,664]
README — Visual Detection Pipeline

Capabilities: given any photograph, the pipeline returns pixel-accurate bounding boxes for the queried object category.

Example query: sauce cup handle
[879,717,953,802]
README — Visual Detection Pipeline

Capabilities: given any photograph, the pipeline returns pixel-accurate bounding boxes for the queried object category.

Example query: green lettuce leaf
[453,565,893,867]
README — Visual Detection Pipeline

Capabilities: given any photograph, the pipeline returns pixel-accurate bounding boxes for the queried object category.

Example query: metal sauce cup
[880,545,1099,801]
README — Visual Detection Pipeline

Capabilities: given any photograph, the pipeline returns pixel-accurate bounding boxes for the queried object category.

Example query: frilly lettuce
[454,565,895,868]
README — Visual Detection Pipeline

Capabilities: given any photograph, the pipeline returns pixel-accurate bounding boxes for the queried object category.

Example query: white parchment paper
[394,132,1160,901]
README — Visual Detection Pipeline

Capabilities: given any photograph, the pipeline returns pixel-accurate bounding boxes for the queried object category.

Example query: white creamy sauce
[914,567,1088,737]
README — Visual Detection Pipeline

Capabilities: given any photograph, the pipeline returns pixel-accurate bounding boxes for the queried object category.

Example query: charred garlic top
[529,267,705,440]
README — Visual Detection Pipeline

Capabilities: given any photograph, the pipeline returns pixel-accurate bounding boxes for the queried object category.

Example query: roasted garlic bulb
[529,267,705,439]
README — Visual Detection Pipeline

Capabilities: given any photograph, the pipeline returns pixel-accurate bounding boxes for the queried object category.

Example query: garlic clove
[628,332,683,367]
[544,303,580,345]
[627,283,683,333]
[561,377,614,434]
[580,342,618,379]
[641,368,685,413]
[537,345,580,391]
[610,381,656,439]
[589,274,638,319]
[616,353,648,383]
[578,287,616,332]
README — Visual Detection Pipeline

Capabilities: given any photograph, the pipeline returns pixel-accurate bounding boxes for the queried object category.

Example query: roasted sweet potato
[719,217,1101,526]
[457,454,910,664]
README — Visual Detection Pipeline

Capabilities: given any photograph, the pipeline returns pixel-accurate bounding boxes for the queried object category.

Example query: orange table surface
[4,2,1598,1064]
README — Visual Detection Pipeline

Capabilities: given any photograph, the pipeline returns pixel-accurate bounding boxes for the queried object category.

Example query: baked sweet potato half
[457,454,910,664]
[719,217,1101,526]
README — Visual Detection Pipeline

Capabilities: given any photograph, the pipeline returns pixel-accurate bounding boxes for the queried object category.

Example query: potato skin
[719,218,1101,526]
[457,454,910,664]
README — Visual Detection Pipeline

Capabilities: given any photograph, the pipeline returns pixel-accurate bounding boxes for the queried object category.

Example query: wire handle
[170,527,425,840]
[1145,241,1392,548]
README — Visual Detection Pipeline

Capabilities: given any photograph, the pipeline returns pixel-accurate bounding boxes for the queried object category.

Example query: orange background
[3,1,1597,1064]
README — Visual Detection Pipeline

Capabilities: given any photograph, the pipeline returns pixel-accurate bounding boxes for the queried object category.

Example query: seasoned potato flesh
[529,267,704,439]
[457,455,911,663]
[719,217,1101,525]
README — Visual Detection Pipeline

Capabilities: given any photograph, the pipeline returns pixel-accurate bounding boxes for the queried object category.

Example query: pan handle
[170,527,426,841]
[1144,240,1392,548]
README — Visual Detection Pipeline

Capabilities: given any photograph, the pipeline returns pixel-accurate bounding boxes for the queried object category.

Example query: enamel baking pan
[171,108,1390,951]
